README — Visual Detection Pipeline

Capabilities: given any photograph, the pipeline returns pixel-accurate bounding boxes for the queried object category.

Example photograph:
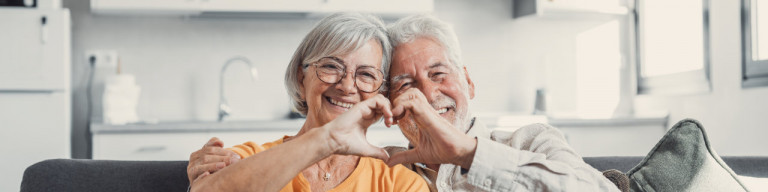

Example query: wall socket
[85,50,119,68]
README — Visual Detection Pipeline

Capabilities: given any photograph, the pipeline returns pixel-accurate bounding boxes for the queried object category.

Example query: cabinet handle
[136,146,167,152]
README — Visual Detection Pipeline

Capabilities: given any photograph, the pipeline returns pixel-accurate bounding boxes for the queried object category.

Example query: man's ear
[297,65,306,101]
[463,66,475,99]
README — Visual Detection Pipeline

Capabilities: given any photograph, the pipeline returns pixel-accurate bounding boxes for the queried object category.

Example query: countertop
[91,118,395,134]
[92,112,669,134]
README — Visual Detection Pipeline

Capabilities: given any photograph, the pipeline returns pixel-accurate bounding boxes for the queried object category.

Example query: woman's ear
[463,66,475,99]
[297,65,306,101]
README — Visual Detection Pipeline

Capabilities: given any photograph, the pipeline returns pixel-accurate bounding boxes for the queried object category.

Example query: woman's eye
[321,64,341,70]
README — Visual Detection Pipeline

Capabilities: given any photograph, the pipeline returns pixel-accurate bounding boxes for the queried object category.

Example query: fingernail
[216,162,225,169]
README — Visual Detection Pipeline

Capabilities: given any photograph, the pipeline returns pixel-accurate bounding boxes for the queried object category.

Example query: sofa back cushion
[21,159,188,192]
[626,119,748,192]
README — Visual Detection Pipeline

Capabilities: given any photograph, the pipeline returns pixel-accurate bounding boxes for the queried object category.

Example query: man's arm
[463,123,619,191]
[386,89,617,191]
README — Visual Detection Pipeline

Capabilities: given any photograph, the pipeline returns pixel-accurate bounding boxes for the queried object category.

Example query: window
[743,0,768,87]
[635,0,711,94]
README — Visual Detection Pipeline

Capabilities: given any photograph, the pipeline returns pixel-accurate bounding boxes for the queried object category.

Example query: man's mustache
[430,95,456,112]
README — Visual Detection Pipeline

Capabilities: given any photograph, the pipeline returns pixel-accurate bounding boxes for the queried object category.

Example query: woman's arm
[191,95,394,192]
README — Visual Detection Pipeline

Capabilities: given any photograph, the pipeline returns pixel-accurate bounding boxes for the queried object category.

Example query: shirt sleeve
[228,141,266,159]
[464,123,620,192]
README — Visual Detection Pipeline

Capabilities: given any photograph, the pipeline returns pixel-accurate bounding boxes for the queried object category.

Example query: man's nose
[418,81,439,101]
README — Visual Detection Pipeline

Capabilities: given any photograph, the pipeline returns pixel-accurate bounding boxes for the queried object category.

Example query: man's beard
[397,95,470,147]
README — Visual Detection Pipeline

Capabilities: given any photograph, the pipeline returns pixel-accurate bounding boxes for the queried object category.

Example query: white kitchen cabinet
[550,115,669,156]
[93,132,210,160]
[91,0,432,16]
[91,121,408,160]
[513,0,630,19]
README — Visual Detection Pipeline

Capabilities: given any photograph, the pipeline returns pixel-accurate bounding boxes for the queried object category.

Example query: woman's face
[300,39,384,125]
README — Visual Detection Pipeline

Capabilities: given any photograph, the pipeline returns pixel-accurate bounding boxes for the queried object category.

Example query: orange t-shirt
[229,136,428,192]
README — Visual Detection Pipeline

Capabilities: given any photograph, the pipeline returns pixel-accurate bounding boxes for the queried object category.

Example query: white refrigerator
[0,7,71,191]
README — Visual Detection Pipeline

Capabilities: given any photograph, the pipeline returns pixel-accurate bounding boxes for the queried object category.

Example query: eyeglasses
[306,57,385,93]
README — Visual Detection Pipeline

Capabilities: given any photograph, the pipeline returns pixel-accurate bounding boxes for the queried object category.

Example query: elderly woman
[187,13,428,192]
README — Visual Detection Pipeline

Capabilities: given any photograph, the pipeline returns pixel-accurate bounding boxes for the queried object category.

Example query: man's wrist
[456,136,478,169]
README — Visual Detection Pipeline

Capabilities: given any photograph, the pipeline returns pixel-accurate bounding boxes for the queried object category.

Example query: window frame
[634,0,712,95]
[742,0,768,88]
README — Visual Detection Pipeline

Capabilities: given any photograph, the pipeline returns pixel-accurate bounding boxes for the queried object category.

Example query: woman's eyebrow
[322,56,346,65]
[322,56,376,68]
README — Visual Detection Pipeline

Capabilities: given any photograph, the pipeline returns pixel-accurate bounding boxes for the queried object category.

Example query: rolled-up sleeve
[464,123,620,192]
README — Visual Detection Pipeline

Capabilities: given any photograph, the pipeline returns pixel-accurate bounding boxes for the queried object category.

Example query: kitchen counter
[90,118,396,134]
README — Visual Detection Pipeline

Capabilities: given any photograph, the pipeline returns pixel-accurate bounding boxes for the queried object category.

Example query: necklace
[315,162,331,181]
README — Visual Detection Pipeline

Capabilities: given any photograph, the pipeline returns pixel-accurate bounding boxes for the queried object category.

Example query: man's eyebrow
[390,74,412,83]
[429,62,448,69]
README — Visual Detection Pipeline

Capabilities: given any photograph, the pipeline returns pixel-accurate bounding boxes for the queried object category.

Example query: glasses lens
[315,62,344,84]
[355,67,384,92]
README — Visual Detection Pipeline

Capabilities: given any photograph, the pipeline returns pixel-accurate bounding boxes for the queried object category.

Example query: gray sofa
[20,156,768,192]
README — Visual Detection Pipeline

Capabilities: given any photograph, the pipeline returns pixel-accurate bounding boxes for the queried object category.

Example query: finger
[386,149,421,167]
[230,153,241,164]
[203,146,234,156]
[191,162,226,179]
[358,144,390,162]
[371,95,394,126]
[202,154,236,165]
[192,171,210,184]
[205,137,224,148]
[391,95,415,121]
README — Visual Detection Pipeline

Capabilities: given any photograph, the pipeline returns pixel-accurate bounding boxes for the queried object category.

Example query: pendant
[323,173,331,181]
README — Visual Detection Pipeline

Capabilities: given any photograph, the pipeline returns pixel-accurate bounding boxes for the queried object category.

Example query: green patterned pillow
[627,119,748,192]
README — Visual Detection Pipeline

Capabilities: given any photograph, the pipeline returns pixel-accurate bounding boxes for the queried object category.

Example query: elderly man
[382,14,621,192]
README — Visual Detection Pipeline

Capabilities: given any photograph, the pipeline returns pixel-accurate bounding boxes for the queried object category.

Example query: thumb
[386,149,420,167]
[359,144,390,162]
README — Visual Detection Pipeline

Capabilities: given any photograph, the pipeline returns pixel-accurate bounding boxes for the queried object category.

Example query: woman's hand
[321,94,394,161]
[187,137,241,185]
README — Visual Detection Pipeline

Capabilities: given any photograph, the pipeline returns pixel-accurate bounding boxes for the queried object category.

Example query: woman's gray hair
[387,14,464,69]
[285,12,391,116]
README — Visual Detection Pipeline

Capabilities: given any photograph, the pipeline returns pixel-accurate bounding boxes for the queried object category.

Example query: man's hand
[321,94,394,161]
[386,88,478,168]
[187,137,241,184]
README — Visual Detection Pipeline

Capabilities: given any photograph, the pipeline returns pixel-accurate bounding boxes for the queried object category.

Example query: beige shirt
[398,119,620,192]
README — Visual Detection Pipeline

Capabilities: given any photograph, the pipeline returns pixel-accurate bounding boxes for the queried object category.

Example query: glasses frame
[306,61,386,93]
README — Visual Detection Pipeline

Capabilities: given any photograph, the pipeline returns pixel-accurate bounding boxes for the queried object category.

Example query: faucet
[218,56,258,122]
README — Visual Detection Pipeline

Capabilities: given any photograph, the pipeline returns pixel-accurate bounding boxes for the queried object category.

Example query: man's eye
[397,82,411,92]
[431,72,447,81]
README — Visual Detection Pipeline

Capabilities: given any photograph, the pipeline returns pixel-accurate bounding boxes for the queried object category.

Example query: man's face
[388,37,475,143]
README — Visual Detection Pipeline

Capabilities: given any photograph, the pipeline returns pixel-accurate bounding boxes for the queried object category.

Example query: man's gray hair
[387,14,464,69]
[285,12,391,116]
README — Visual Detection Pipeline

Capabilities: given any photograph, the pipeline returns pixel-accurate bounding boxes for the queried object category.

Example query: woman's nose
[336,70,357,94]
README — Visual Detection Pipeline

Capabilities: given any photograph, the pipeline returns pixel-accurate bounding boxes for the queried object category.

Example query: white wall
[635,0,768,156]
[65,0,545,158]
[64,0,768,158]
